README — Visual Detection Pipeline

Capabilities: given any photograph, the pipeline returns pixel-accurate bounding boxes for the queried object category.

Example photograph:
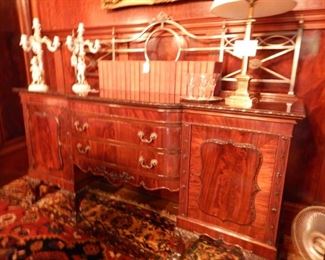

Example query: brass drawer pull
[74,121,88,132]
[137,131,157,144]
[76,143,90,154]
[138,156,158,169]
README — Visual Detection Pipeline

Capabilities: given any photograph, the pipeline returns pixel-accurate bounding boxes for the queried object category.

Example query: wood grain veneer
[198,140,262,225]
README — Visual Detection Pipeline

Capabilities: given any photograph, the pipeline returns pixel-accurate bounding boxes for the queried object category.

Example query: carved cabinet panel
[28,108,63,171]
[20,92,73,190]
[185,124,280,234]
[199,140,262,225]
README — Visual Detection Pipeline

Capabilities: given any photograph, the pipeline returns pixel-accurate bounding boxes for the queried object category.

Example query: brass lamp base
[225,74,253,109]
[225,94,253,108]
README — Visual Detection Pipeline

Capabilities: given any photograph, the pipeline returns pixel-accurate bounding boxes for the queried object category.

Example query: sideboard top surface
[15,89,306,121]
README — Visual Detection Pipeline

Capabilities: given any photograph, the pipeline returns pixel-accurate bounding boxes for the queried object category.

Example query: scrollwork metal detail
[137,131,157,144]
[138,156,158,169]
[76,143,91,154]
[74,121,89,132]
[90,166,134,186]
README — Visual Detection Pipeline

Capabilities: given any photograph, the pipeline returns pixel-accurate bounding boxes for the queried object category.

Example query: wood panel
[28,107,63,170]
[28,0,325,30]
[0,0,26,144]
[187,124,280,241]
[19,92,74,191]
[284,29,325,205]
[199,140,262,225]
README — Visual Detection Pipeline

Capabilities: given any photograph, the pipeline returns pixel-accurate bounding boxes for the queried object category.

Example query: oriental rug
[0,177,247,259]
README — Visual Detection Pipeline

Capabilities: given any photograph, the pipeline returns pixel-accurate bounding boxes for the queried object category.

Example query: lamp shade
[210,0,297,19]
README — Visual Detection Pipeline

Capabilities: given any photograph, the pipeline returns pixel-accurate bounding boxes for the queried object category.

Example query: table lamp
[210,0,297,108]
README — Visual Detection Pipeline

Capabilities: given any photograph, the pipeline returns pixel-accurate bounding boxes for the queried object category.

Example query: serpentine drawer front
[68,99,182,191]
[71,115,181,150]
[72,138,180,178]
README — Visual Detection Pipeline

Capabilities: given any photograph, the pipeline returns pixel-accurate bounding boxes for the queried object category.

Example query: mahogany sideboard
[17,89,305,259]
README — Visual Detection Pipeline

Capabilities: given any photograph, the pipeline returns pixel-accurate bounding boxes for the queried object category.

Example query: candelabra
[20,18,60,92]
[66,23,101,96]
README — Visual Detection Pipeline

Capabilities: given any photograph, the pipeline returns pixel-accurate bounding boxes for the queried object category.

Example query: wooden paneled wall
[0,0,26,144]
[17,0,325,216]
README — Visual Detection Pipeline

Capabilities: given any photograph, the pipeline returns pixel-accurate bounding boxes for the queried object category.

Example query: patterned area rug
[0,177,247,259]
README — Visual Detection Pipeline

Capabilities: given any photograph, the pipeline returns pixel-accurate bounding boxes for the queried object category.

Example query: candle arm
[42,36,60,52]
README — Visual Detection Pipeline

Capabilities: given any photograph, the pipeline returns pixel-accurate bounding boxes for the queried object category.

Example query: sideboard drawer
[71,117,181,150]
[72,138,180,178]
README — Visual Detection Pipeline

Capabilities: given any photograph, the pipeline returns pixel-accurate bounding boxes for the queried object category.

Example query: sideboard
[18,89,305,259]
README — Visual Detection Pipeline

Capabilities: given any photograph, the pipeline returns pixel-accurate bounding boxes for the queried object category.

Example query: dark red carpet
[0,177,246,259]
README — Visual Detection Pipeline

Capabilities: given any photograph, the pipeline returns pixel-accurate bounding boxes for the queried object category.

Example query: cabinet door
[199,140,262,225]
[27,106,63,171]
[184,124,281,243]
